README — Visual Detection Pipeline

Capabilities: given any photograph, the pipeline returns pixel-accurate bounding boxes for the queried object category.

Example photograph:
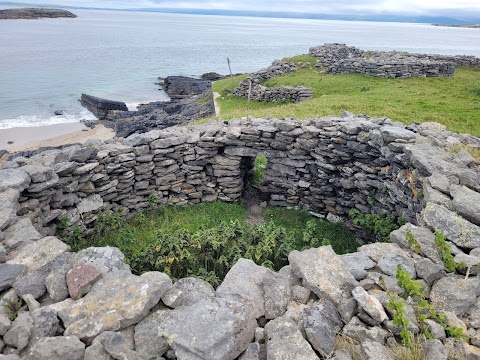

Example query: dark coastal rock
[108,76,215,138]
[0,8,77,20]
[201,72,225,81]
[81,94,128,120]
[163,76,212,97]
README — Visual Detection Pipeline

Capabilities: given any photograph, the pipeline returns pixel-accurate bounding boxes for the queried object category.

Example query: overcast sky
[6,0,480,17]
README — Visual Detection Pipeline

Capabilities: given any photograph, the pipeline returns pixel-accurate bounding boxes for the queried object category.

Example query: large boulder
[3,218,42,251]
[450,185,480,226]
[422,203,480,249]
[53,271,171,341]
[288,246,357,306]
[430,275,480,316]
[29,336,85,360]
[0,169,30,192]
[265,316,319,360]
[134,297,256,360]
[161,277,215,308]
[390,224,442,264]
[72,247,130,275]
[7,237,70,272]
[217,259,290,319]
[303,300,343,357]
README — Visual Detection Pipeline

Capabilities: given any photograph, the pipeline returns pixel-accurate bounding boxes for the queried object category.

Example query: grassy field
[212,55,480,136]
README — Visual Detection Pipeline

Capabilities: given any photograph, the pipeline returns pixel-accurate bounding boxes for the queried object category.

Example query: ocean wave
[0,109,97,130]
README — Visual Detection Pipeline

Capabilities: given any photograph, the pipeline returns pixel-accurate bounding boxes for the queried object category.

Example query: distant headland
[433,23,480,29]
[0,8,77,19]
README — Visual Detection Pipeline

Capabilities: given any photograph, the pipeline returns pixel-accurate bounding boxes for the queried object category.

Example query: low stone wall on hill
[1,115,480,359]
[308,43,480,78]
[233,61,313,103]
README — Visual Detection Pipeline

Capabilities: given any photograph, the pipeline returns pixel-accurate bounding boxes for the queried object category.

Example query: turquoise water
[1,9,480,128]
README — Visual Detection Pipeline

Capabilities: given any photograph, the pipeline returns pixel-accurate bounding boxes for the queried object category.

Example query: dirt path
[243,186,266,225]
[213,92,221,116]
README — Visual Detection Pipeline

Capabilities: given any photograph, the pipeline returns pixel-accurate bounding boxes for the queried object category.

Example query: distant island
[433,23,480,28]
[0,8,77,19]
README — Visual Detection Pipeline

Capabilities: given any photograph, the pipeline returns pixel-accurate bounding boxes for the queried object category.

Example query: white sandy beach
[0,123,115,153]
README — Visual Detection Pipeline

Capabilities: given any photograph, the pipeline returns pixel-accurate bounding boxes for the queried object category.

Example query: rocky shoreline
[0,8,77,20]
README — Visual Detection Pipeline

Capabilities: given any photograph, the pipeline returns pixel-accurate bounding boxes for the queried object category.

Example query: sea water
[1,8,480,129]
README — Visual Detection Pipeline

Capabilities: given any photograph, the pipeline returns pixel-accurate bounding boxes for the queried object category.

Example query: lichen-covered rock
[341,252,376,281]
[161,277,215,308]
[7,237,70,272]
[3,312,33,351]
[29,336,85,360]
[217,259,290,319]
[390,224,442,264]
[351,287,388,323]
[450,184,480,226]
[288,246,357,306]
[54,271,171,341]
[72,247,130,275]
[359,341,395,360]
[422,203,480,249]
[430,275,479,316]
[134,297,256,360]
[303,300,343,357]
[265,316,319,360]
[3,218,42,251]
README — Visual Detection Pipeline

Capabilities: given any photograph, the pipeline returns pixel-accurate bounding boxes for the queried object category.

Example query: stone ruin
[233,60,313,103]
[1,115,480,359]
[307,43,480,78]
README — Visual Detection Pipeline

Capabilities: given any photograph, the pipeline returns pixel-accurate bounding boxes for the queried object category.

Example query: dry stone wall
[1,115,480,359]
[308,43,478,78]
[233,61,313,103]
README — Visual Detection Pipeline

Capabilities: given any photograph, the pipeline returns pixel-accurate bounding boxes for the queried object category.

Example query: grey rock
[72,247,130,275]
[29,336,85,360]
[303,300,343,357]
[378,254,416,278]
[7,237,70,272]
[0,355,21,360]
[360,341,395,360]
[239,342,266,360]
[390,224,442,264]
[450,185,480,226]
[352,287,388,322]
[135,297,256,360]
[430,275,479,316]
[466,298,480,328]
[31,308,59,341]
[0,169,30,192]
[102,331,141,360]
[265,316,319,360]
[3,312,33,351]
[341,252,376,281]
[331,350,353,360]
[415,258,446,285]
[19,164,55,183]
[217,259,290,319]
[55,271,171,341]
[425,339,448,360]
[84,333,113,360]
[0,264,25,292]
[422,203,480,249]
[161,277,215,308]
[3,218,42,251]
[45,255,74,302]
[288,246,357,306]
[291,285,311,304]
[22,294,40,312]
[342,317,388,344]
[338,297,358,324]
[0,314,11,336]
[423,319,446,340]
[358,242,411,262]
[380,126,416,143]
[77,194,104,214]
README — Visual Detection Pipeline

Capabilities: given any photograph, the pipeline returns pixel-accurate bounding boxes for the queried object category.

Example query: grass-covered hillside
[213,55,480,136]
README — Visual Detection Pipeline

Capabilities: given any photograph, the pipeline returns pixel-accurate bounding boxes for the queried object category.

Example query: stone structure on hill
[308,43,480,78]
[233,60,313,103]
[1,114,480,359]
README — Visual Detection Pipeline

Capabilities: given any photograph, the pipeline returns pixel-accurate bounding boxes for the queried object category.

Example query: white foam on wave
[0,108,97,130]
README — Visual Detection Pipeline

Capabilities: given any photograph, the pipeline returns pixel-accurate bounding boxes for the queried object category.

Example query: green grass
[64,202,358,285]
[251,155,267,186]
[212,55,480,136]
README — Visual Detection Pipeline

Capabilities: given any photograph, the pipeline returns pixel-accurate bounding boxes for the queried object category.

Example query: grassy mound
[212,54,480,136]
[64,202,357,286]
